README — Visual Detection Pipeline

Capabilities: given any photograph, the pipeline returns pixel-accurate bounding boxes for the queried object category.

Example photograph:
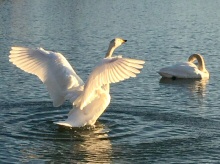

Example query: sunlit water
[1,0,220,163]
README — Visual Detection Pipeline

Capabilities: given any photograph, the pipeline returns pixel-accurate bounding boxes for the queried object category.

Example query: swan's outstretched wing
[9,47,84,107]
[74,56,145,109]
[158,62,201,78]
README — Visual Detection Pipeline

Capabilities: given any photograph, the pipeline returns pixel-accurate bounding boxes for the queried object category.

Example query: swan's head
[106,38,127,57]
[110,38,127,49]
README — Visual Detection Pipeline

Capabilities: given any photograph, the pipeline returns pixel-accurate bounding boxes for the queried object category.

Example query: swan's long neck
[105,45,116,57]
[188,54,206,72]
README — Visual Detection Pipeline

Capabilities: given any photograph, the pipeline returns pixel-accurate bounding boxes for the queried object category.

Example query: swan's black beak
[123,39,127,43]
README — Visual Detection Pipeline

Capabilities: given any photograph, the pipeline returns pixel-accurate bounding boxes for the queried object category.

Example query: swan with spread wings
[9,38,145,127]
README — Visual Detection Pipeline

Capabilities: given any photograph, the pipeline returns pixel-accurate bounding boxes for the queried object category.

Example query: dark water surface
[1,0,220,163]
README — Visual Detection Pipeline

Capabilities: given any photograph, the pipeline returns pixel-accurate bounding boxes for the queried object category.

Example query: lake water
[1,0,220,163]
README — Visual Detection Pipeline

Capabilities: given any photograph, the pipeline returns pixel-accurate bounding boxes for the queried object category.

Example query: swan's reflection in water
[20,122,112,163]
[55,122,112,163]
[159,78,209,98]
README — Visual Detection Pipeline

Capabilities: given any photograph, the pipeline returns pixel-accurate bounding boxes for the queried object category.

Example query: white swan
[9,38,145,127]
[158,54,209,79]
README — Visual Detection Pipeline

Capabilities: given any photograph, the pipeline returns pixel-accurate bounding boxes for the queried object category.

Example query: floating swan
[9,38,145,127]
[158,54,209,79]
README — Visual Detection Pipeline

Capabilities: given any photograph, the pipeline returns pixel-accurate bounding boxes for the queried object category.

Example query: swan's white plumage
[9,47,84,107]
[57,89,111,127]
[74,56,145,110]
[158,62,200,78]
[9,38,145,127]
[158,54,209,79]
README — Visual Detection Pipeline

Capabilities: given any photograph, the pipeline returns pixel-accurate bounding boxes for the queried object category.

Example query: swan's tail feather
[54,121,72,127]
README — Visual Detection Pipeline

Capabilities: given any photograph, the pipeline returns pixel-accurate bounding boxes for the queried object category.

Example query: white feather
[74,56,145,110]
[9,47,84,107]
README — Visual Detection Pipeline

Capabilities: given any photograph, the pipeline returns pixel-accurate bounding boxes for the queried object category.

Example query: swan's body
[158,54,209,79]
[9,38,145,127]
